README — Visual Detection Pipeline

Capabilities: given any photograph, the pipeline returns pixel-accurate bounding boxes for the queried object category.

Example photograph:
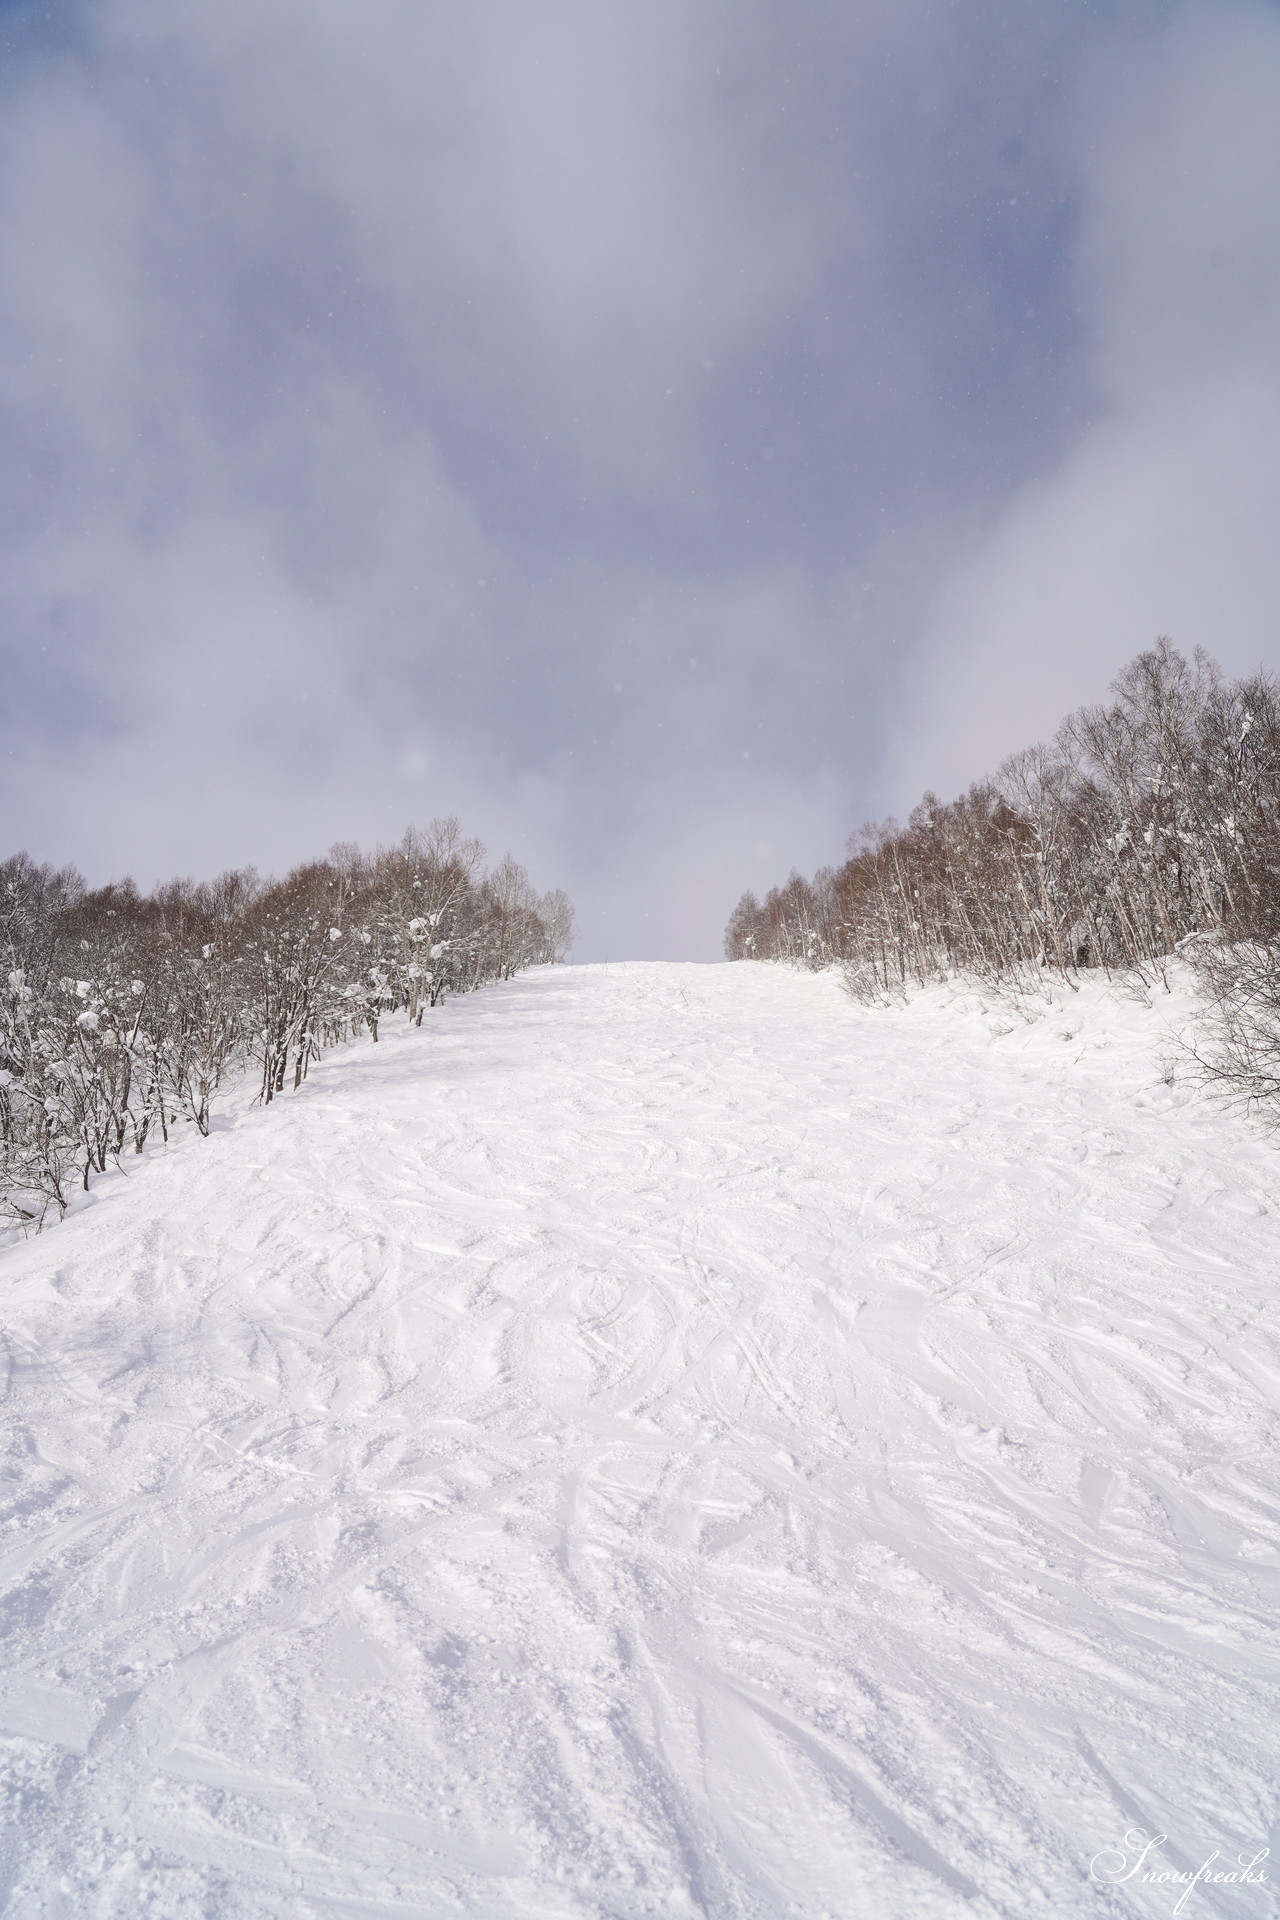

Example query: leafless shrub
[1181,938,1280,1117]
[728,640,1280,1104]
[2,824,572,1233]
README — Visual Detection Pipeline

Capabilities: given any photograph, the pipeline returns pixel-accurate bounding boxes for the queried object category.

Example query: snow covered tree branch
[728,642,1280,1108]
[1,824,572,1232]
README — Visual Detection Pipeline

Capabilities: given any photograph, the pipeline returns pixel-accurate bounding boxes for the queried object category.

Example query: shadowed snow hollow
[1,962,1278,1917]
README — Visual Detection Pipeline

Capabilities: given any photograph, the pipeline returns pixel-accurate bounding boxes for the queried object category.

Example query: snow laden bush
[728,641,1280,1110]
[1,822,573,1231]
[1180,937,1280,1117]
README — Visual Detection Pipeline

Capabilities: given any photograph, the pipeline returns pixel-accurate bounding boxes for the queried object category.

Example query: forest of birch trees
[1,820,573,1231]
[727,642,1280,1103]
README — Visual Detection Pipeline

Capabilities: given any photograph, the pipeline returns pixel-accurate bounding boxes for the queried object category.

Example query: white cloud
[573,769,848,963]
[8,0,1275,958]
[890,0,1280,807]
[0,0,850,954]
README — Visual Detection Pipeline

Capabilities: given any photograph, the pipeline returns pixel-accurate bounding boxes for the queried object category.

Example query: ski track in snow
[1,961,1279,1919]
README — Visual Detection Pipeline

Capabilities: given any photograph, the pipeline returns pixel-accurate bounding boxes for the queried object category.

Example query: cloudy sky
[2,0,1278,958]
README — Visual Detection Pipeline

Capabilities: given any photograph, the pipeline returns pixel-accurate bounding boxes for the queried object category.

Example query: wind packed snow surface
[2,962,1279,1919]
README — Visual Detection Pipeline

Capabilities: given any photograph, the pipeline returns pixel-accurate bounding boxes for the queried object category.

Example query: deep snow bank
[1,962,1278,1918]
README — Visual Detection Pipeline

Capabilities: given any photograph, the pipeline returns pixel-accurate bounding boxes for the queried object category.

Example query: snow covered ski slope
[2,961,1279,1919]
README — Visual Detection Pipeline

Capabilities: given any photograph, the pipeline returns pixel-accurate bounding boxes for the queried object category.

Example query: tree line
[726,642,1280,1104]
[1,820,573,1232]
